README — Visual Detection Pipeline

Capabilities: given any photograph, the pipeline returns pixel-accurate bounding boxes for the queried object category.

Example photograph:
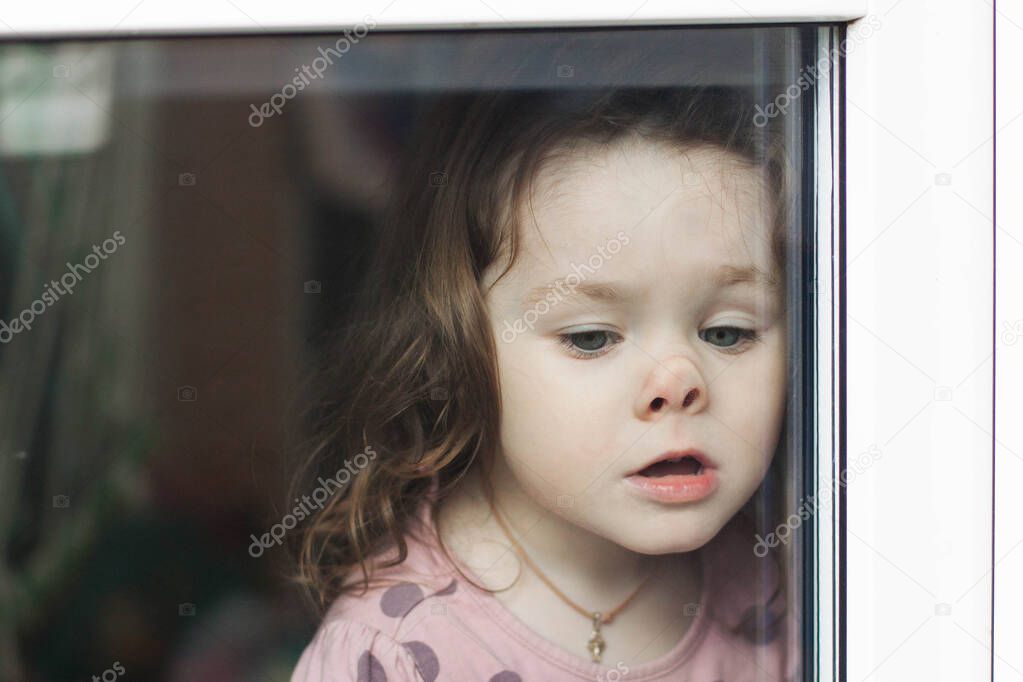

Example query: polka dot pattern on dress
[488,672,522,682]
[356,650,387,681]
[380,582,426,618]
[402,641,439,682]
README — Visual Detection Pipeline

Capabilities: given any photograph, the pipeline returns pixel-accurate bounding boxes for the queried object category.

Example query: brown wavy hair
[289,87,793,627]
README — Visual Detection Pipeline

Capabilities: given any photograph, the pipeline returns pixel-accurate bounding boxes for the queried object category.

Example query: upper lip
[626,449,715,477]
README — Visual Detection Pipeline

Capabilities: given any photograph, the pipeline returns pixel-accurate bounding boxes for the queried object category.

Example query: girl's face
[480,138,787,555]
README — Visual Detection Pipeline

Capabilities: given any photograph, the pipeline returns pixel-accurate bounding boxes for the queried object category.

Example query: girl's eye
[557,329,623,359]
[700,326,761,353]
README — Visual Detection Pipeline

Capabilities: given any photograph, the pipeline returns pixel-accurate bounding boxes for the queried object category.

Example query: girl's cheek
[500,391,604,467]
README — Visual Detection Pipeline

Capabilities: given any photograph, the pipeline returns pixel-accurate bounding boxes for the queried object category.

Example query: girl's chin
[608,513,729,555]
[629,537,716,556]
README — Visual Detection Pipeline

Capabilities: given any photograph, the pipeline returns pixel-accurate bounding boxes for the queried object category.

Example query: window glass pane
[0,25,835,681]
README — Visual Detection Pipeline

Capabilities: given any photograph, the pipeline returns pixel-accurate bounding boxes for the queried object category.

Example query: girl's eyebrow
[716,264,776,289]
[523,279,633,307]
[522,264,775,307]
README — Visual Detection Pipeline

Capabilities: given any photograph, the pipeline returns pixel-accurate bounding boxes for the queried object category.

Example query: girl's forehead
[500,141,773,280]
[533,138,761,206]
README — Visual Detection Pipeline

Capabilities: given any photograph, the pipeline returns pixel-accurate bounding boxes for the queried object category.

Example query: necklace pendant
[587,612,606,663]
[587,631,606,663]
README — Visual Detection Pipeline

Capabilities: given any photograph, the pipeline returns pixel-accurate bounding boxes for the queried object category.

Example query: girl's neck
[463,459,665,587]
[436,461,704,664]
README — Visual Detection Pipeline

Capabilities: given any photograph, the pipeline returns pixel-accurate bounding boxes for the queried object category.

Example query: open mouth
[636,455,704,477]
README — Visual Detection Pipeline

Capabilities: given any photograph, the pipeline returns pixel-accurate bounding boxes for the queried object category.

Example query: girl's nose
[634,354,709,420]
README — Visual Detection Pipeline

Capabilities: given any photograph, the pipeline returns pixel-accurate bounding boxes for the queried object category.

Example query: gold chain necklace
[486,494,655,663]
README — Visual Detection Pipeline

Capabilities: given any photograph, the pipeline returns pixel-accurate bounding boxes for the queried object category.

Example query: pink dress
[291,488,798,682]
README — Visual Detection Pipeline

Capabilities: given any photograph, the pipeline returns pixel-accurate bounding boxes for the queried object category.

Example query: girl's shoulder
[291,506,461,682]
[318,501,459,635]
[290,616,429,682]
[322,547,459,638]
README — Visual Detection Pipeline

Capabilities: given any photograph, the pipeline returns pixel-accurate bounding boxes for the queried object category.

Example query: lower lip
[623,468,719,503]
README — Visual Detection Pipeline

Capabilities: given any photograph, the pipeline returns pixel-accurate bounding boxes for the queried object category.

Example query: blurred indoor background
[0,27,810,681]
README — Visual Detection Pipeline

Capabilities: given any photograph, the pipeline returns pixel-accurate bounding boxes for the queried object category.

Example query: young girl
[290,87,796,681]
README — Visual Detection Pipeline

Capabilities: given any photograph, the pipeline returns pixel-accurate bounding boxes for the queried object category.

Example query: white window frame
[845,3,996,682]
[994,3,1020,681]
[2,2,1008,680]
[0,2,866,37]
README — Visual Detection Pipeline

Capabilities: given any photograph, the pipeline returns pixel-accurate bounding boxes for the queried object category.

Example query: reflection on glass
[0,26,827,681]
